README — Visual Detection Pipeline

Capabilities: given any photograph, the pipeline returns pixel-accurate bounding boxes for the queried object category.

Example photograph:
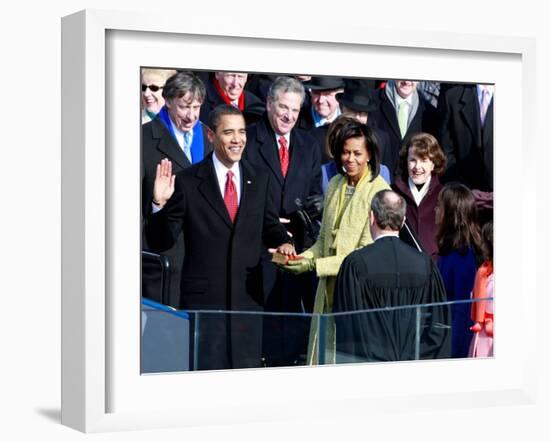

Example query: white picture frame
[61,9,537,433]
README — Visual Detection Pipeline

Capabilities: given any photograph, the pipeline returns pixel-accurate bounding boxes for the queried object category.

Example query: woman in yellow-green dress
[282,116,390,364]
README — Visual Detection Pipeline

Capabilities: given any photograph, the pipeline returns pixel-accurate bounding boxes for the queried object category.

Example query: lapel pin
[247,180,251,184]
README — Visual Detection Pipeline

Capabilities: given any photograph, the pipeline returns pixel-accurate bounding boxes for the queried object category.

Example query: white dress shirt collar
[274,132,290,149]
[212,152,242,202]
[374,232,400,241]
[395,93,413,108]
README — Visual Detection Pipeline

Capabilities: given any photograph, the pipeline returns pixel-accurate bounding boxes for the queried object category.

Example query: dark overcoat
[438,84,494,191]
[244,117,322,364]
[145,154,291,369]
[244,116,322,251]
[142,118,213,214]
[370,88,434,179]
[141,118,213,307]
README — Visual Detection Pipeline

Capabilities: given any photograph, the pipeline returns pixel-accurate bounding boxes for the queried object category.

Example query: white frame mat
[61,9,537,433]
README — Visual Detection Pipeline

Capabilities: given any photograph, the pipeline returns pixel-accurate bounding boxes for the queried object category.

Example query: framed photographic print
[62,9,536,433]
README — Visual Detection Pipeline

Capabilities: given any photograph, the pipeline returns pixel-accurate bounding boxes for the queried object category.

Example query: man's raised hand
[153,158,175,208]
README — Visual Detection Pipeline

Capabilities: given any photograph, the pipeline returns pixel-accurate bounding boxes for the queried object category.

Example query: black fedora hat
[336,79,378,113]
[305,76,345,91]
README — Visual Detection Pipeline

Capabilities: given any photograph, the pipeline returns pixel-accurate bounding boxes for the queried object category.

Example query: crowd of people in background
[141,69,495,370]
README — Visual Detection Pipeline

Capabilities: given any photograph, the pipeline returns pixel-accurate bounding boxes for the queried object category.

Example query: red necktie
[224,170,238,223]
[278,136,289,178]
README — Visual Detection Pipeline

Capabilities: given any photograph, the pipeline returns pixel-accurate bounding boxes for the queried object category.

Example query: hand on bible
[282,256,315,275]
[268,242,296,264]
[277,242,296,256]
[153,158,175,208]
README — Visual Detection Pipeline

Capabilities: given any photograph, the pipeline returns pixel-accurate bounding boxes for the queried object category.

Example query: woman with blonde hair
[141,68,177,123]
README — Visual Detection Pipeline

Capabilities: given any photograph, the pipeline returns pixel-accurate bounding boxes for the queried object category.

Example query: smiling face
[407,147,435,185]
[207,114,247,168]
[141,72,166,114]
[165,92,202,133]
[341,136,370,185]
[266,91,302,135]
[310,89,342,119]
[394,80,418,99]
[215,72,248,101]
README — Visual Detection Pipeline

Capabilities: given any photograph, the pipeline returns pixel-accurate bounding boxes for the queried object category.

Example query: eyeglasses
[142,84,163,92]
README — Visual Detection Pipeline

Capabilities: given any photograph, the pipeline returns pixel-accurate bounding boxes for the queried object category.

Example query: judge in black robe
[332,190,451,363]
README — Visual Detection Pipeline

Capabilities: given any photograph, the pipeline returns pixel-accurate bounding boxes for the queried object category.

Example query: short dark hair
[398,132,447,180]
[328,116,381,182]
[207,104,243,132]
[162,71,206,103]
[371,190,407,230]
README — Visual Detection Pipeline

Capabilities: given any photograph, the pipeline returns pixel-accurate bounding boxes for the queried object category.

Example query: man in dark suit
[199,71,263,126]
[370,80,436,180]
[245,76,323,255]
[145,105,295,370]
[244,76,323,366]
[438,83,494,197]
[141,71,214,308]
[333,190,451,362]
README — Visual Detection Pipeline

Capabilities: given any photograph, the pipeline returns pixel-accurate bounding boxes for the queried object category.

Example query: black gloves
[295,194,324,242]
[303,194,324,220]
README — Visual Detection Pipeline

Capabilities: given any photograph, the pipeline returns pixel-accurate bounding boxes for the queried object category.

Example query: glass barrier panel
[141,304,314,373]
[141,306,190,373]
[323,298,493,365]
[141,298,493,373]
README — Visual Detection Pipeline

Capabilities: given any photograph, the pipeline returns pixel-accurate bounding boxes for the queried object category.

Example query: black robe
[333,237,451,363]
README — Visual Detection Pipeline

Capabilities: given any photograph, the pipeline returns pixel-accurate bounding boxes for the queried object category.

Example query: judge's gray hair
[267,76,306,105]
[371,190,407,231]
